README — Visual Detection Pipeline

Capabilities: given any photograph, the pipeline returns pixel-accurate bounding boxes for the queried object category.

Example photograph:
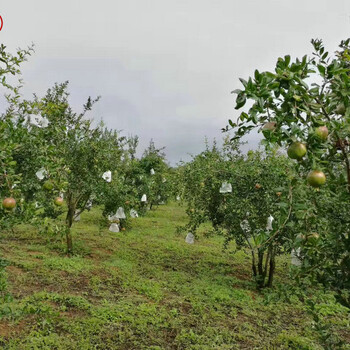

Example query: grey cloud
[1,0,350,164]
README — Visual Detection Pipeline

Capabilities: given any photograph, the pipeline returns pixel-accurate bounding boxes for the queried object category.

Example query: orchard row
[177,39,350,303]
[0,45,174,255]
[1,38,350,306]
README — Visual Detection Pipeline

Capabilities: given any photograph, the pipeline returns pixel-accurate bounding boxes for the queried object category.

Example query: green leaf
[317,64,326,76]
[239,78,248,88]
[229,120,237,128]
[284,55,291,66]
[254,69,260,81]
[235,95,246,110]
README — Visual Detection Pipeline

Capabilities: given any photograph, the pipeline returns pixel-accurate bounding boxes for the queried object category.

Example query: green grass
[0,203,349,349]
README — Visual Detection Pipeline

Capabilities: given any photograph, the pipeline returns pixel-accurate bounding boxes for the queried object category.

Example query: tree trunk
[250,249,257,277]
[267,249,276,287]
[65,227,73,256]
[263,248,271,282]
[257,250,265,288]
[65,199,76,255]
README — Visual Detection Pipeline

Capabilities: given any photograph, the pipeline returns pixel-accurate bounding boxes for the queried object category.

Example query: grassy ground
[0,203,349,349]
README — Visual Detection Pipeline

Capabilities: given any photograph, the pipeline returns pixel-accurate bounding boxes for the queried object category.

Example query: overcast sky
[1,0,349,164]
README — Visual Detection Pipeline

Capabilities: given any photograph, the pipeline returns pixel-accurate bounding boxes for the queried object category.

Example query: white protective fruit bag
[130,209,138,218]
[108,215,118,222]
[86,199,93,210]
[116,207,126,219]
[28,114,49,128]
[35,168,47,180]
[74,211,81,222]
[219,182,232,193]
[150,168,155,175]
[109,223,120,233]
[240,219,250,233]
[266,215,274,231]
[141,194,147,202]
[185,233,195,244]
[291,248,302,266]
[102,171,112,183]
[240,218,255,246]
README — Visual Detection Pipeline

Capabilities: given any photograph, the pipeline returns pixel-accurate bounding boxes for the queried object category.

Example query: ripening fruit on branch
[306,232,320,244]
[3,197,16,210]
[43,180,54,191]
[262,122,276,132]
[315,126,328,141]
[125,200,130,205]
[255,183,262,190]
[287,142,307,160]
[335,103,346,115]
[54,197,64,206]
[308,232,319,239]
[335,138,349,150]
[307,170,326,187]
[276,192,282,197]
